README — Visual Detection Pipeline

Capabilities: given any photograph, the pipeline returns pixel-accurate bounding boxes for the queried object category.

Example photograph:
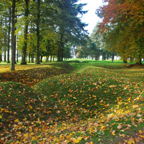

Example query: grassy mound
[47,62,74,70]
[0,66,72,87]
[0,81,57,131]
[0,61,144,143]
[66,60,81,63]
[33,67,137,122]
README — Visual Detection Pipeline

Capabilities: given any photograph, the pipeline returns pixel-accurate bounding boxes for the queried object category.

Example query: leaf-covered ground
[0,60,144,144]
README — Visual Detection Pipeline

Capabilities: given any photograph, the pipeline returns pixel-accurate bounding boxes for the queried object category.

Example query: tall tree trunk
[0,15,2,63]
[53,55,54,61]
[11,0,15,70]
[17,48,18,62]
[21,0,29,65]
[36,0,40,64]
[58,42,61,61]
[14,10,17,64]
[28,52,30,63]
[4,16,7,62]
[7,8,11,63]
[58,34,63,61]
[4,50,6,62]
[136,59,142,64]
[31,49,34,63]
[112,53,114,62]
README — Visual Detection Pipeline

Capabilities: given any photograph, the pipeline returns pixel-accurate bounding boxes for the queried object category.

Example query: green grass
[0,60,144,143]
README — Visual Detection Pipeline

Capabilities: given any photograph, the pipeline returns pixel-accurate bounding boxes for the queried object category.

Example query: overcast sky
[77,0,103,35]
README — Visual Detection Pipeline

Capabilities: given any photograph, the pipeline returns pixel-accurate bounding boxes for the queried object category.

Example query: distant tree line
[75,24,117,62]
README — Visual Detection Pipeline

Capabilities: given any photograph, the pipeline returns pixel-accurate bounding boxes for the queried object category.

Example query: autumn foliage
[96,0,144,64]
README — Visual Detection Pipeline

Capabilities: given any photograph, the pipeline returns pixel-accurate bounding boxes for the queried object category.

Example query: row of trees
[0,0,88,70]
[75,0,144,64]
[95,0,144,64]
[75,24,117,61]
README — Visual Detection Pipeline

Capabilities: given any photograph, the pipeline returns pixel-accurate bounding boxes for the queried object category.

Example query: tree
[54,0,88,61]
[7,7,11,63]
[21,0,29,65]
[96,0,144,64]
[11,0,16,70]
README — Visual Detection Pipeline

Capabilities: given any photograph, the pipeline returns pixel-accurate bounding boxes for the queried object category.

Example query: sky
[77,0,103,35]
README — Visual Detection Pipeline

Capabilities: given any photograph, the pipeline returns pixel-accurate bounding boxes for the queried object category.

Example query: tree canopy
[96,0,144,64]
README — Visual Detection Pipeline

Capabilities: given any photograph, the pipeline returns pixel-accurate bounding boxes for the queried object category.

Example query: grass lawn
[0,59,144,144]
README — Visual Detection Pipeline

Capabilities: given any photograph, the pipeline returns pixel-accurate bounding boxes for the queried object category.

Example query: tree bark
[0,15,2,63]
[112,53,114,62]
[4,50,6,62]
[136,59,142,64]
[11,0,15,70]
[36,0,40,64]
[7,8,11,63]
[28,52,30,63]
[21,0,29,65]
[4,17,7,62]
[17,48,18,62]
[58,34,63,61]
[58,41,61,61]
[14,10,17,64]
[31,50,34,63]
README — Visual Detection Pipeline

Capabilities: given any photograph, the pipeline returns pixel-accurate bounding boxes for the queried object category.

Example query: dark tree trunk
[0,15,2,63]
[11,0,15,70]
[28,52,30,63]
[112,53,114,62]
[95,56,96,60]
[123,60,127,63]
[136,59,142,65]
[31,50,34,63]
[7,8,11,63]
[53,55,54,61]
[61,41,64,61]
[36,0,40,64]
[58,42,61,61]
[14,11,17,64]
[17,48,18,62]
[4,17,7,62]
[21,0,29,65]
[58,34,63,61]
[4,50,6,62]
